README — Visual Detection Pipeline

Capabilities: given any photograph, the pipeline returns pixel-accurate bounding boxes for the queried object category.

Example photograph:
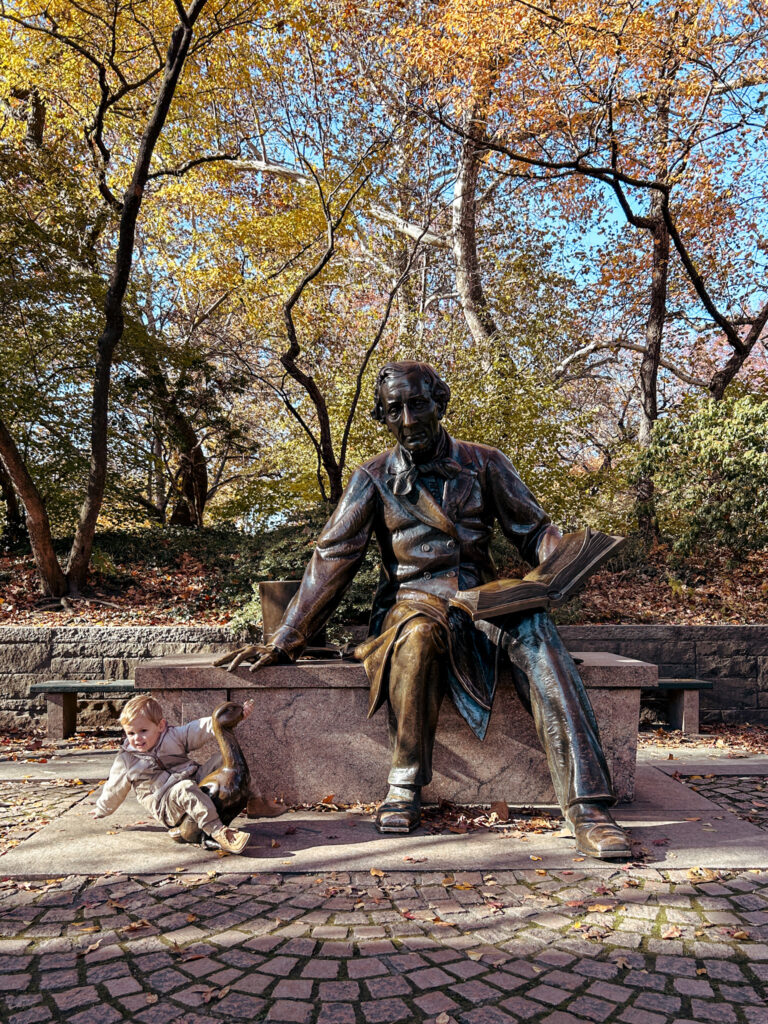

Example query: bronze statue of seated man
[217,360,630,860]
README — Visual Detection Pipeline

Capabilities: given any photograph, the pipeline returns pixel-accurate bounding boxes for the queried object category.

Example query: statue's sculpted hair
[371,361,451,422]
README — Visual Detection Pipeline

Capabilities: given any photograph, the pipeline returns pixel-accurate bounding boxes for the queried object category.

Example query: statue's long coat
[270,433,552,740]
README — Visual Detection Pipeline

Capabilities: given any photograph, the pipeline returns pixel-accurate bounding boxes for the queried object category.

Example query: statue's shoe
[566,804,631,860]
[375,797,421,834]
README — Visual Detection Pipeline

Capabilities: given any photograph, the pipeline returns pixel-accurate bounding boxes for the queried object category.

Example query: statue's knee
[408,619,446,653]
[517,610,558,647]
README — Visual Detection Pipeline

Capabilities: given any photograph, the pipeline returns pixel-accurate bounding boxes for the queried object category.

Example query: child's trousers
[165,754,223,833]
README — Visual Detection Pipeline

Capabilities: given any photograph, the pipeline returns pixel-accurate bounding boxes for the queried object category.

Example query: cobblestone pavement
[0,780,93,856]
[682,775,768,832]
[1,865,767,1024]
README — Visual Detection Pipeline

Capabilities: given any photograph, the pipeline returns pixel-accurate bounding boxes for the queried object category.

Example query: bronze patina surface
[216,362,630,858]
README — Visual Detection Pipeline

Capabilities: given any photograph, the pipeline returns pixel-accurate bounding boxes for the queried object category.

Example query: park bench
[643,677,714,734]
[29,680,145,740]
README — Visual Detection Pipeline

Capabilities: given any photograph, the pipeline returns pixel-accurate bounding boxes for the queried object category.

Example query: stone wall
[0,626,234,731]
[559,625,768,726]
[1,623,767,729]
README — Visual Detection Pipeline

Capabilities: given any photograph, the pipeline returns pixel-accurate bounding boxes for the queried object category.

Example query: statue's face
[380,370,442,460]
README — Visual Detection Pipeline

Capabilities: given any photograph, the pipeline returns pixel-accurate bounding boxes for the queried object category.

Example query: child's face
[124,712,166,752]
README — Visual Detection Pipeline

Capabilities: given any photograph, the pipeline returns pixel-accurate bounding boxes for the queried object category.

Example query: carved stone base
[135,651,657,806]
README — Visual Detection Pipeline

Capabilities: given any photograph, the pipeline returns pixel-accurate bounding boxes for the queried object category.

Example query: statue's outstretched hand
[213,645,283,673]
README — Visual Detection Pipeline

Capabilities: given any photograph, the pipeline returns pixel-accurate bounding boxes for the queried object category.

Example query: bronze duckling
[175,701,251,845]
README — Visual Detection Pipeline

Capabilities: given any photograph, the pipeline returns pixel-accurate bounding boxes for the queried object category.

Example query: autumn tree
[0,0,272,595]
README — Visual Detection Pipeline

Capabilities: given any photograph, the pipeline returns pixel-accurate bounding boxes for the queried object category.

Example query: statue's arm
[216,469,377,672]
[486,448,559,566]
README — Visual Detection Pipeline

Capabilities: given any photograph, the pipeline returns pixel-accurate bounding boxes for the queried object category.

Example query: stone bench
[29,680,144,740]
[135,651,657,806]
[644,677,714,734]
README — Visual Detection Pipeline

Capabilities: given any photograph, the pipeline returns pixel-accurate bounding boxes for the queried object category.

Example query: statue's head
[372,361,450,461]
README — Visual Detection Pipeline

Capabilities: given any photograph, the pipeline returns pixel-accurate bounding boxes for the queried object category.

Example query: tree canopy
[1,0,767,598]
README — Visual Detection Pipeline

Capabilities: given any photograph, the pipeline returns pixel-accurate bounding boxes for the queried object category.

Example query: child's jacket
[94,717,215,826]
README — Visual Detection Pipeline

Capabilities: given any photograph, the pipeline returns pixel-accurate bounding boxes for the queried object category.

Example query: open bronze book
[449,527,626,621]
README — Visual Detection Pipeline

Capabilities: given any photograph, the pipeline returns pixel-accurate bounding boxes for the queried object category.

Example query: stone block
[0,673,43,697]
[696,646,758,679]
[102,658,140,680]
[48,658,104,679]
[137,651,653,806]
[0,643,51,674]
[700,678,758,711]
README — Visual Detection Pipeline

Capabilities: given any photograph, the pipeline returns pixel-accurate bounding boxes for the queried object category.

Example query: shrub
[651,394,768,555]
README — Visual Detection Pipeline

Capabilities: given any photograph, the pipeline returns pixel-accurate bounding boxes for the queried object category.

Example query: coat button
[446,539,456,549]
[446,570,456,577]
[421,543,432,552]
[423,572,432,580]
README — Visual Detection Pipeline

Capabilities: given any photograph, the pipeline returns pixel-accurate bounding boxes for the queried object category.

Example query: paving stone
[690,1000,738,1022]
[271,979,313,999]
[527,983,571,1006]
[360,997,411,1023]
[567,995,616,1021]
[364,974,412,998]
[316,1005,357,1024]
[633,991,681,1014]
[266,1000,312,1022]
[51,986,99,1011]
[462,1009,519,1024]
[407,966,454,989]
[68,1008,123,1024]
[618,1009,666,1024]
[413,990,459,1015]
[452,979,503,1002]
[345,957,386,979]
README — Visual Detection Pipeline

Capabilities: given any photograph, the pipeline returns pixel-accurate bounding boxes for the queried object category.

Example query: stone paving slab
[2,765,767,877]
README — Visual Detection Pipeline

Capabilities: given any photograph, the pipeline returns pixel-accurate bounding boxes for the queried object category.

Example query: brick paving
[1,863,767,1023]
[682,775,768,832]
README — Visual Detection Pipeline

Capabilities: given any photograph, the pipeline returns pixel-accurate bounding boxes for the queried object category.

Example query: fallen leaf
[697,968,708,976]
[270,839,280,848]
[146,994,159,1004]
[587,903,615,913]
[370,867,385,878]
[615,956,633,969]
[436,1014,451,1024]
[322,794,335,804]
[489,800,509,821]
[530,855,542,861]
[661,926,682,939]
[686,867,718,883]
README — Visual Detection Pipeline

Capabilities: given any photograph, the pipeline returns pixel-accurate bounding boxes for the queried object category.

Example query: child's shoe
[168,827,185,844]
[211,826,249,854]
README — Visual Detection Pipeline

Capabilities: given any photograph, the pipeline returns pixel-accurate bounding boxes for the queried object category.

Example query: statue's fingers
[212,651,234,667]
[228,648,255,672]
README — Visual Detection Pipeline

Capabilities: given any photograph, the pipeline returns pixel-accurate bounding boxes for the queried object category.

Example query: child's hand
[241,699,255,721]
[89,808,103,819]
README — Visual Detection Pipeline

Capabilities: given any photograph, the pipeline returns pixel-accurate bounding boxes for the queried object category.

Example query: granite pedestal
[135,651,656,806]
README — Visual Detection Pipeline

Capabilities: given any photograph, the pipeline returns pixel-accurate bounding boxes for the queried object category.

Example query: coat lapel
[385,445,459,538]
[443,437,476,522]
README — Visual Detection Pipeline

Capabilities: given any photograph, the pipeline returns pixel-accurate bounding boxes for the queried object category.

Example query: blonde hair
[120,694,165,727]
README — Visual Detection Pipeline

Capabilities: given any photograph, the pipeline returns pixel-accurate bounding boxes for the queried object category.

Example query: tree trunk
[142,353,208,527]
[0,417,67,595]
[634,197,669,544]
[451,108,499,348]
[0,456,28,550]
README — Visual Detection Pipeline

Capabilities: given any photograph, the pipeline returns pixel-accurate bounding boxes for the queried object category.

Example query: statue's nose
[402,405,416,426]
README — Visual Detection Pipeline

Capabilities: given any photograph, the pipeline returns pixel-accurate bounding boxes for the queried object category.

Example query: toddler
[92,693,254,854]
